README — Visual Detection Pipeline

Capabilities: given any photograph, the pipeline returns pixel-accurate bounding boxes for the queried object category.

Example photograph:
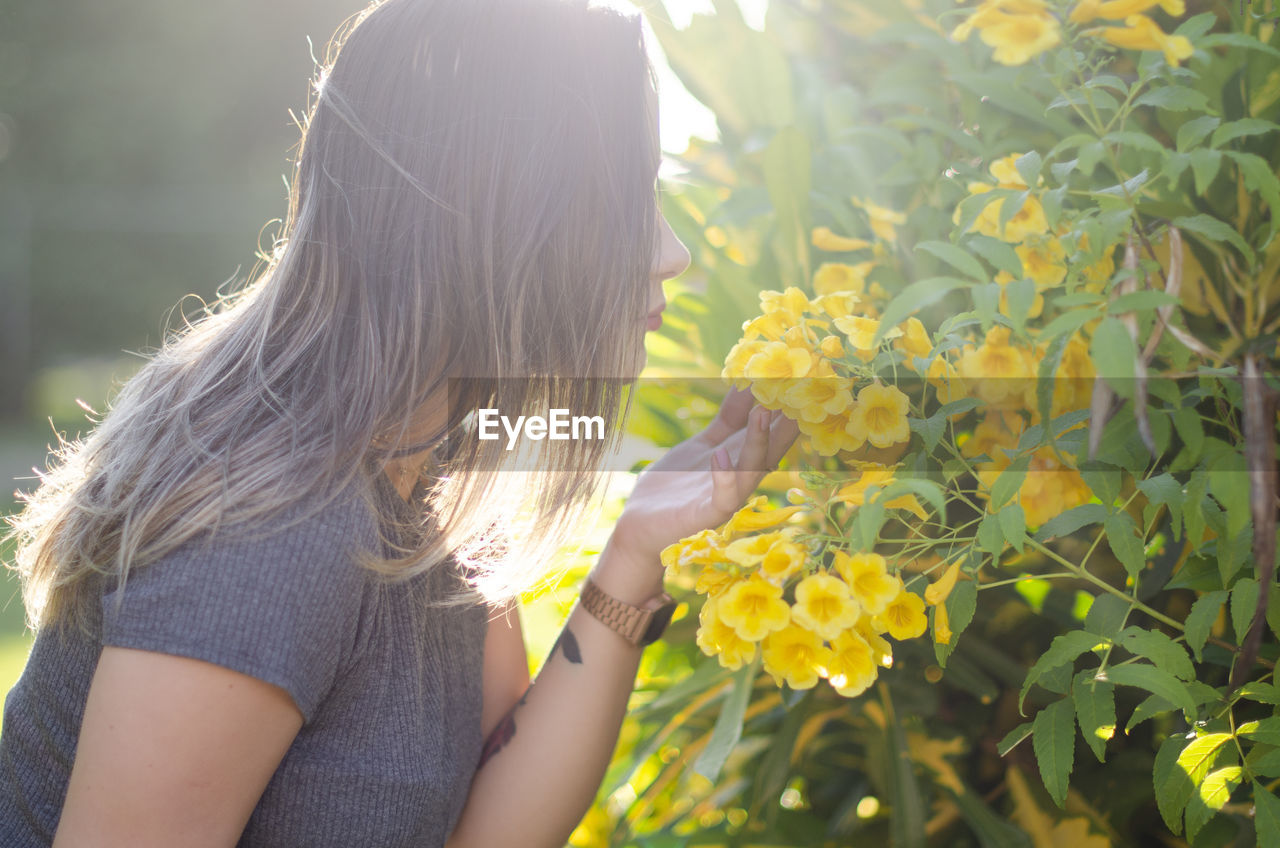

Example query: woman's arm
[445,396,798,848]
[53,646,303,848]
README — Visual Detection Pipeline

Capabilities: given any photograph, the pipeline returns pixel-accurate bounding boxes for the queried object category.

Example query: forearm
[444,541,663,848]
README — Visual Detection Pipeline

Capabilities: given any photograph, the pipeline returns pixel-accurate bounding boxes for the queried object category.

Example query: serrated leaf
[909,414,945,452]
[1174,213,1256,266]
[978,511,1005,556]
[1239,717,1280,747]
[1090,317,1138,396]
[1176,115,1221,152]
[1127,694,1177,734]
[1104,130,1166,154]
[1154,734,1193,832]
[1073,670,1116,763]
[1034,503,1109,542]
[1237,682,1280,705]
[989,454,1031,510]
[1185,590,1228,662]
[873,276,971,345]
[1084,594,1131,640]
[1187,765,1242,840]
[1105,511,1146,580]
[1104,663,1197,714]
[1254,781,1280,848]
[1119,627,1196,681]
[1134,86,1209,111]
[1107,291,1180,313]
[1020,630,1108,710]
[998,720,1035,756]
[999,503,1027,553]
[1210,118,1280,148]
[1032,697,1075,807]
[1138,473,1185,540]
[1188,148,1223,195]
[1232,577,1260,644]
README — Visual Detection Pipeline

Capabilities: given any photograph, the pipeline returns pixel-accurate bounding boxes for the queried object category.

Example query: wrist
[589,534,665,608]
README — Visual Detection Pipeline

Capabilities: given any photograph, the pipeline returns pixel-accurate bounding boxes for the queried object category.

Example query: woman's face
[643,85,691,335]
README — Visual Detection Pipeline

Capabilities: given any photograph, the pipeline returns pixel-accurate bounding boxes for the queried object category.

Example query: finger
[709,447,739,514]
[764,411,802,469]
[735,404,772,477]
[703,387,756,446]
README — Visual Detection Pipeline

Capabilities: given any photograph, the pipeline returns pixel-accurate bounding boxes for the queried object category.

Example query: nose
[652,210,691,283]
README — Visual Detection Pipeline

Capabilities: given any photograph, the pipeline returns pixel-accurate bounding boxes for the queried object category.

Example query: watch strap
[579,578,671,647]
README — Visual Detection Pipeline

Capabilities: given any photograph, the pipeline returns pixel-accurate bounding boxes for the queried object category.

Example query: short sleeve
[100,494,380,725]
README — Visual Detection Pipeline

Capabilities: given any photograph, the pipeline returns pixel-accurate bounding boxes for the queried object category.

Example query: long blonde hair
[6,0,661,635]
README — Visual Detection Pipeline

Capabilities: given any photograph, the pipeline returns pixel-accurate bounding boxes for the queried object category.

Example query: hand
[593,388,800,601]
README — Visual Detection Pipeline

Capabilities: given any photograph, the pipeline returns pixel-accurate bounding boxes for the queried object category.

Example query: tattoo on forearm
[550,627,582,664]
[477,687,529,770]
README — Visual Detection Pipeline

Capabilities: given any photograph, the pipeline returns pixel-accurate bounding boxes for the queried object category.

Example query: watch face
[640,601,678,646]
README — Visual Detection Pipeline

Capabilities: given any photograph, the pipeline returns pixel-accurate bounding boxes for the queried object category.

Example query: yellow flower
[718,574,792,641]
[759,287,812,322]
[857,619,896,667]
[698,594,760,670]
[875,588,929,640]
[820,335,845,359]
[1050,333,1095,416]
[781,375,855,424]
[1020,449,1092,528]
[851,197,907,243]
[934,603,953,645]
[1084,14,1193,66]
[722,496,805,538]
[895,317,933,365]
[661,528,726,573]
[961,410,1025,460]
[810,292,862,320]
[833,315,892,362]
[824,630,880,697]
[957,325,1036,409]
[995,269,1045,319]
[1015,237,1068,288]
[988,152,1040,189]
[722,339,765,388]
[798,412,864,456]
[979,10,1062,65]
[846,383,911,449]
[831,465,928,521]
[762,622,832,689]
[740,312,791,342]
[814,261,876,296]
[833,551,902,615]
[791,573,862,640]
[812,226,873,252]
[760,538,806,583]
[924,560,963,606]
[1078,232,1118,288]
[1070,0,1185,23]
[744,341,814,381]
[724,530,789,567]
[695,566,739,598]
[958,185,1050,242]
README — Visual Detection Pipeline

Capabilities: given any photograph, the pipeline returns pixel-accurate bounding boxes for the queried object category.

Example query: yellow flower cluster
[951,0,1062,66]
[662,497,930,697]
[951,0,1192,68]
[1070,0,1193,66]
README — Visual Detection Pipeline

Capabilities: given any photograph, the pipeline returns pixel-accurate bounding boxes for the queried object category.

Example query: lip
[644,307,665,332]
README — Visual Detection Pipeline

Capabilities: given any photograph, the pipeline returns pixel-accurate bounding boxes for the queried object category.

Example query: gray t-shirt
[0,471,487,846]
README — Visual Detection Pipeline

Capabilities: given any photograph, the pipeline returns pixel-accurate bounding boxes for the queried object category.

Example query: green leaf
[1084,593,1131,640]
[1239,717,1280,747]
[1238,681,1280,705]
[1039,307,1102,342]
[1168,733,1232,830]
[1210,118,1280,149]
[1034,503,1109,543]
[1188,765,1241,840]
[1105,511,1146,580]
[1173,213,1256,266]
[1020,630,1109,710]
[1107,291,1180,313]
[1104,663,1198,714]
[989,454,1031,510]
[1090,317,1138,397]
[998,721,1035,756]
[1127,694,1178,734]
[1134,86,1210,112]
[884,687,927,848]
[916,240,988,281]
[1227,150,1280,245]
[999,503,1027,554]
[1188,148,1223,195]
[1073,670,1116,763]
[1081,461,1123,507]
[1171,408,1204,473]
[1119,626,1195,681]
[978,511,1005,556]
[1032,697,1075,807]
[1154,733,1194,833]
[692,659,757,781]
[1139,473,1185,540]
[1104,130,1166,155]
[874,277,972,344]
[1254,781,1280,848]
[964,235,1023,277]
[876,478,947,520]
[1184,590,1228,662]
[1176,115,1221,152]
[1232,577,1260,644]
[909,415,945,452]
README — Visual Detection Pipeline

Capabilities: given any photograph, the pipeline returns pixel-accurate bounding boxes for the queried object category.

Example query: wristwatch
[579,577,677,648]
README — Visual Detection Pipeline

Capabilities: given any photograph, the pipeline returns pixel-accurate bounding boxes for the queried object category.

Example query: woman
[0,0,797,845]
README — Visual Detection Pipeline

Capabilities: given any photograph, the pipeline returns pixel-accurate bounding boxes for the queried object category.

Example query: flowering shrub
[575,1,1280,846]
